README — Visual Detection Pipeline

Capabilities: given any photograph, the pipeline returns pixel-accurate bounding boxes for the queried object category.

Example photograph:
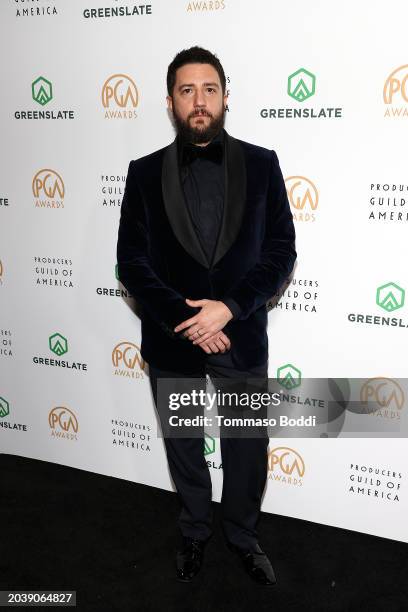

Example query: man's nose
[193,89,206,107]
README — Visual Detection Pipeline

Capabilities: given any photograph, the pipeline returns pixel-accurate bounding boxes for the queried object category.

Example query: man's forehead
[175,63,220,83]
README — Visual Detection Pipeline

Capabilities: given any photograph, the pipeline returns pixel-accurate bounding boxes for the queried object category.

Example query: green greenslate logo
[204,433,215,455]
[32,76,53,106]
[49,333,68,357]
[0,397,10,418]
[277,364,302,390]
[287,68,316,102]
[376,282,405,312]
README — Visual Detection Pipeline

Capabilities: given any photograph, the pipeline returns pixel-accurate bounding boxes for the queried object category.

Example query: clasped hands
[174,298,233,355]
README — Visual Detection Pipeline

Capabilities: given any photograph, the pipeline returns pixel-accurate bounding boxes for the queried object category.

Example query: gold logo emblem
[268,446,305,477]
[285,176,318,222]
[32,169,65,208]
[360,377,404,412]
[112,341,146,377]
[49,406,79,434]
[102,74,138,108]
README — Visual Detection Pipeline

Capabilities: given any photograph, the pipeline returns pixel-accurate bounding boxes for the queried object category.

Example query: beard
[172,104,225,145]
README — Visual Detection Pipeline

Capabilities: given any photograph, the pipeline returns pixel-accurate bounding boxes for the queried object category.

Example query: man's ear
[166,95,173,112]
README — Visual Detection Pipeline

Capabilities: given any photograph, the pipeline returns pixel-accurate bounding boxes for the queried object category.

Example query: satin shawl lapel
[161,137,208,268]
[161,130,246,269]
[213,131,246,267]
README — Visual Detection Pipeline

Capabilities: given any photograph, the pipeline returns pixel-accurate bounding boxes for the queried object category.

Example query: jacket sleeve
[223,150,297,320]
[221,298,242,321]
[116,160,200,339]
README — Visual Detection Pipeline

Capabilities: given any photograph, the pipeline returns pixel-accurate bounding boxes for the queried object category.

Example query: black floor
[1,453,407,612]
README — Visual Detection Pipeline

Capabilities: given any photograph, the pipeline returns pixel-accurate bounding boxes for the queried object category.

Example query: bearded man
[117,46,296,586]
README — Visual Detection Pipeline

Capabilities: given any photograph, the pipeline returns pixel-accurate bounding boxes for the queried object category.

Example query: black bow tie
[182,140,223,166]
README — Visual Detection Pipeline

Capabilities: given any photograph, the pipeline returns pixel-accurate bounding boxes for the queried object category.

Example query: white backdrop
[1,0,407,543]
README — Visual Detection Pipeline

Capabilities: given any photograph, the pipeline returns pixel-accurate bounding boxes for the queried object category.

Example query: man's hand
[174,299,233,345]
[197,331,231,354]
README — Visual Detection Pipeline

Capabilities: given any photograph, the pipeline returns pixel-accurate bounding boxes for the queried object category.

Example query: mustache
[188,109,213,119]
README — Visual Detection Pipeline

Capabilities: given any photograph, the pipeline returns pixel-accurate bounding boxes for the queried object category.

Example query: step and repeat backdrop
[1,0,407,543]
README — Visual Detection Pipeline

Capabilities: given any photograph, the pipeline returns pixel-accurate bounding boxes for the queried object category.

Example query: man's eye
[182,88,192,94]
[207,88,215,93]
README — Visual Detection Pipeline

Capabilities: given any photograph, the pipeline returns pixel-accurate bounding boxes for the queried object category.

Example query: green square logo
[0,397,10,418]
[204,433,215,456]
[277,364,302,390]
[376,282,405,312]
[32,76,53,106]
[287,68,316,102]
[49,333,68,356]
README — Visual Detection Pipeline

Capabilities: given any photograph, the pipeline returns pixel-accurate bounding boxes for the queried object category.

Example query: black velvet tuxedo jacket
[116,129,297,374]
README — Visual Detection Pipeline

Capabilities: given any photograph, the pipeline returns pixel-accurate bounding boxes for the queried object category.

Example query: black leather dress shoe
[227,542,277,586]
[176,536,207,582]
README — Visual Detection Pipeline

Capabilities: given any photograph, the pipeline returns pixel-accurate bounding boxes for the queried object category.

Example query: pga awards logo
[102,74,139,119]
[383,64,408,118]
[285,176,319,222]
[112,341,146,379]
[360,378,404,420]
[32,169,65,209]
[48,406,78,441]
[268,446,305,486]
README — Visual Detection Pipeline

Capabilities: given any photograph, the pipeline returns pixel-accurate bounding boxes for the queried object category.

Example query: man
[117,46,296,586]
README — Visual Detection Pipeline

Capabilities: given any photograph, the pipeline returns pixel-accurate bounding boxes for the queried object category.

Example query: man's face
[167,63,228,145]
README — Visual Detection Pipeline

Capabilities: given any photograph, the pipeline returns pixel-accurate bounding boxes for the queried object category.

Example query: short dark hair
[167,46,226,96]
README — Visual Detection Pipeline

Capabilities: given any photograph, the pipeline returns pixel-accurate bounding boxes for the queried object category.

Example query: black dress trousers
[148,356,269,551]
